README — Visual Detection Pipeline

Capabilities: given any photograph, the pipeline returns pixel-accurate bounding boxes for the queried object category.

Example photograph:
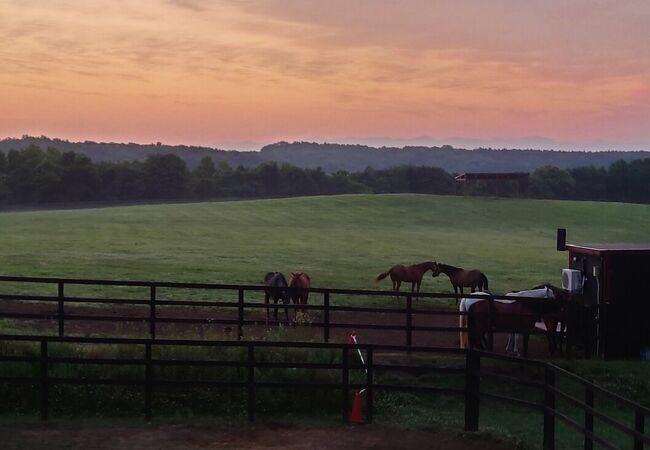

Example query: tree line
[1,144,649,208]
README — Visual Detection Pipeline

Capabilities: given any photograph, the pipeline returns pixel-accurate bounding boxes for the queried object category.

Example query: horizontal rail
[0,275,570,302]
[480,391,543,411]
[552,387,650,444]
[551,364,650,416]
[551,409,619,450]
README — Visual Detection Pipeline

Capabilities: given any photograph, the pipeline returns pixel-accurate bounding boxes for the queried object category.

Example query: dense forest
[1,144,650,209]
[2,136,649,174]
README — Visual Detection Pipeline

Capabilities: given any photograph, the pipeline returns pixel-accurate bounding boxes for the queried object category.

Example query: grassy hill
[1,194,649,293]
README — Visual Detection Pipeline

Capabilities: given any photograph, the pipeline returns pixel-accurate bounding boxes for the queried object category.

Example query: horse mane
[437,263,463,274]
[265,272,288,287]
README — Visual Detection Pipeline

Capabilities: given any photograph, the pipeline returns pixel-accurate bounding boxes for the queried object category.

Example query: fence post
[584,387,593,450]
[543,366,556,450]
[366,347,373,424]
[40,340,48,421]
[238,288,244,340]
[406,293,413,349]
[149,285,156,339]
[248,344,255,423]
[634,411,644,450]
[57,282,64,337]
[342,346,349,423]
[464,349,480,432]
[487,297,494,352]
[323,291,330,342]
[566,301,575,359]
[144,342,152,421]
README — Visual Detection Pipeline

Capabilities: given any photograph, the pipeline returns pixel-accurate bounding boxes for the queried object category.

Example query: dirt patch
[0,423,519,450]
[0,299,551,358]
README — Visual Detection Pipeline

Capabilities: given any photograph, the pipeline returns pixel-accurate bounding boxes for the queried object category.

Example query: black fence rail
[0,334,647,449]
[0,275,570,354]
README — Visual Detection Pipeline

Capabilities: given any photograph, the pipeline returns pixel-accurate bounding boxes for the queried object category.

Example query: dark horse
[436,263,488,303]
[289,272,311,314]
[376,261,440,299]
[466,284,567,357]
[263,272,291,325]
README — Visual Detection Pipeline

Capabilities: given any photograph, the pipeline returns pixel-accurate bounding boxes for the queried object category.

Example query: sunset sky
[2,0,649,150]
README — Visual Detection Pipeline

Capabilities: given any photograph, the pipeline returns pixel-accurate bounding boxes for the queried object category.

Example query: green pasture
[1,194,649,293]
[1,194,650,448]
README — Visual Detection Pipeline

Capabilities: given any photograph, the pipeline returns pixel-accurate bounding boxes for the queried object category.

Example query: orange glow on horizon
[1,1,650,150]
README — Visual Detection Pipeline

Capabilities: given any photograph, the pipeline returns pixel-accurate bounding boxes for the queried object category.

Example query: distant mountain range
[2,136,649,174]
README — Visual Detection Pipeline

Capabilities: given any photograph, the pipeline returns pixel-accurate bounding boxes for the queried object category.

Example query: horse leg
[264,293,270,326]
[415,281,422,302]
[545,318,559,355]
[453,285,459,305]
[459,314,467,349]
[274,298,279,324]
[395,281,401,301]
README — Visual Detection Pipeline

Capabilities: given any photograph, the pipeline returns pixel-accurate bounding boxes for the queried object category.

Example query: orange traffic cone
[349,390,363,424]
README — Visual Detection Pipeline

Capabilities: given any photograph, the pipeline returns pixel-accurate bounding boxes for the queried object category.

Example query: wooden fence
[0,275,576,353]
[0,334,648,449]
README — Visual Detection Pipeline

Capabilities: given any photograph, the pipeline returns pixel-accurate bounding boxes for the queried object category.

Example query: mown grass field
[1,194,649,292]
[1,194,650,449]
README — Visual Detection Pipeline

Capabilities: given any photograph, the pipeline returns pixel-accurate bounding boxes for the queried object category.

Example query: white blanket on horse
[459,292,513,313]
[458,287,554,350]
[506,287,553,300]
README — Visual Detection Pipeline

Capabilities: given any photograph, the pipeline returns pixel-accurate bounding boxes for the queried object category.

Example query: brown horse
[436,263,488,303]
[466,285,567,357]
[375,261,439,299]
[289,272,311,314]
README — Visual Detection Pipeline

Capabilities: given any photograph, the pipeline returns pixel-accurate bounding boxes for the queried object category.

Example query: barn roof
[455,172,529,181]
[566,243,650,256]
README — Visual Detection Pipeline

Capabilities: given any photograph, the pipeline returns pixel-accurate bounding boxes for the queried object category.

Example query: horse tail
[375,269,391,283]
[481,273,489,290]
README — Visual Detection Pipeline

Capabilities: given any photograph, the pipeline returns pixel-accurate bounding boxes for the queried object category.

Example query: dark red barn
[566,242,650,358]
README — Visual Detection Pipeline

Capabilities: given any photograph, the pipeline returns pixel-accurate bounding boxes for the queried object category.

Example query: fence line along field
[2,193,650,450]
[1,194,649,295]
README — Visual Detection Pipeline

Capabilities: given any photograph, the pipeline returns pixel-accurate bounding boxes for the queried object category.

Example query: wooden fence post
[543,367,556,450]
[144,342,152,421]
[248,344,255,423]
[584,387,594,450]
[464,349,480,432]
[57,282,64,337]
[149,285,156,339]
[634,411,645,450]
[238,289,244,340]
[406,294,413,349]
[366,347,373,424]
[323,291,330,342]
[342,347,349,423]
[487,297,494,352]
[40,340,48,421]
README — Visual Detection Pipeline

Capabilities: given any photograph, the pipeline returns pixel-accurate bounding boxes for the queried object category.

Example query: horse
[263,272,291,325]
[460,286,566,357]
[289,272,311,315]
[375,261,440,300]
[436,263,488,304]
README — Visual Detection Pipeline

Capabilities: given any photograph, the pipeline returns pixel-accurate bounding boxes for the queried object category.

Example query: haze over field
[2,1,650,151]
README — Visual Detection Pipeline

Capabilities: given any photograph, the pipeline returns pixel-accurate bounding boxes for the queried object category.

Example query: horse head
[430,261,441,277]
